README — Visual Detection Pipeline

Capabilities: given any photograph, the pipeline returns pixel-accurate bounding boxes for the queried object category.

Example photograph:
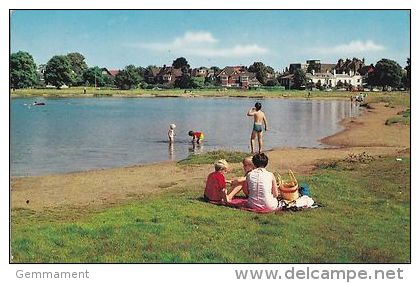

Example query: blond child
[168,124,176,143]
[227,156,255,201]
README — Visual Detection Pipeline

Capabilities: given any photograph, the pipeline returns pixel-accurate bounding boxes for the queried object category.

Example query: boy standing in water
[247,102,268,153]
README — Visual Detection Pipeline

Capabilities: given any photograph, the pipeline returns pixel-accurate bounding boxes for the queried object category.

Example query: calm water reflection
[11,97,359,176]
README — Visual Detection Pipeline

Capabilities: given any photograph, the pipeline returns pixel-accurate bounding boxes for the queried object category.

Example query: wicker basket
[277,170,299,201]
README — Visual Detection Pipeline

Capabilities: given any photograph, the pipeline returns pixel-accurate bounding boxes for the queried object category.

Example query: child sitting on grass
[227,156,254,201]
[204,159,230,203]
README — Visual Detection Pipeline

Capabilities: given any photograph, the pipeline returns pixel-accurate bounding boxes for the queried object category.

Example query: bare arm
[271,173,279,198]
[263,114,268,131]
[247,107,256,116]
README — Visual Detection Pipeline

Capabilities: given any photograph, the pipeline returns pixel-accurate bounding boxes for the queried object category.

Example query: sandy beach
[11,102,409,211]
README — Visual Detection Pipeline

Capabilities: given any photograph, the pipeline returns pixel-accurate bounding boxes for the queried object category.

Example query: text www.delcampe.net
[234,267,404,282]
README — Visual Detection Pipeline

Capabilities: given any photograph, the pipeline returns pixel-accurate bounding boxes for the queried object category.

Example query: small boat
[33,102,46,106]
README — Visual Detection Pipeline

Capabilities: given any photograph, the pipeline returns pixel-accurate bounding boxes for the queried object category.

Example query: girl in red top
[204,159,229,202]
[188,130,204,144]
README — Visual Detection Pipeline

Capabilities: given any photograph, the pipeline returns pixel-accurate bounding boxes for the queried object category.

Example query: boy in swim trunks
[188,130,204,144]
[247,102,268,153]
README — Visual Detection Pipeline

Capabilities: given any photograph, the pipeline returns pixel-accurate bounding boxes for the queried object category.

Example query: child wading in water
[168,124,176,143]
[188,130,204,144]
[247,102,268,153]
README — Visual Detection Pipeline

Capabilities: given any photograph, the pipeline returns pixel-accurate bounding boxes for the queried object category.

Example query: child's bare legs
[227,185,241,201]
[257,131,263,153]
[250,131,257,153]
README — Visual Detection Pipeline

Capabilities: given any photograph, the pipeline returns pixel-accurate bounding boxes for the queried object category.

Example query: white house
[307,69,363,88]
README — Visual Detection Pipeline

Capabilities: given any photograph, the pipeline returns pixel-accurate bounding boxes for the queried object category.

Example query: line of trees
[10,50,411,90]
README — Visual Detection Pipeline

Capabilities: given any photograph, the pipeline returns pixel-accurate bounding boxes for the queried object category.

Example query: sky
[10,10,410,71]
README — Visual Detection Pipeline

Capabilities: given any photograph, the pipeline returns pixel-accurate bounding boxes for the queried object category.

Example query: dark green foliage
[44,55,75,88]
[248,62,275,85]
[172,57,190,70]
[373,59,403,89]
[67,52,88,86]
[174,73,194,89]
[82,66,108,87]
[10,51,38,89]
[114,65,142,90]
[292,69,307,89]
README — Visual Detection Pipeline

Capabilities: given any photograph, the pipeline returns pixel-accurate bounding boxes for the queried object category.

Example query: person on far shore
[243,153,279,211]
[188,130,204,144]
[247,102,268,153]
[168,124,176,143]
[227,156,254,201]
[204,159,230,203]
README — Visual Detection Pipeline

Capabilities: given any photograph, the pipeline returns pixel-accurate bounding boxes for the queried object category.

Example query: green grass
[385,108,410,126]
[11,154,410,263]
[10,87,410,104]
[177,150,249,165]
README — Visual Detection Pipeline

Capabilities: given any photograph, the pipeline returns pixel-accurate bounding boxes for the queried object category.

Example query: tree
[373,59,403,89]
[248,62,275,85]
[174,73,193,89]
[67,52,88,85]
[82,66,107,87]
[403,58,410,89]
[44,55,75,88]
[10,51,38,89]
[265,79,279,87]
[292,69,307,89]
[172,57,190,72]
[114,65,142,90]
[210,66,221,74]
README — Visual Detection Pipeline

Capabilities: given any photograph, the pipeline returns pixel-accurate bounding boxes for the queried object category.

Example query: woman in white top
[244,153,279,211]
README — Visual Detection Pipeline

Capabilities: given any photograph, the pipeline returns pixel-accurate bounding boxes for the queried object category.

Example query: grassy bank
[11,152,410,263]
[10,87,410,101]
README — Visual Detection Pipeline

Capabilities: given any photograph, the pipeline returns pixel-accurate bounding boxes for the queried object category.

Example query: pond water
[10,97,359,176]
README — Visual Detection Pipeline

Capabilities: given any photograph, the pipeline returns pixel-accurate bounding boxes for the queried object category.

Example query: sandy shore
[11,102,409,211]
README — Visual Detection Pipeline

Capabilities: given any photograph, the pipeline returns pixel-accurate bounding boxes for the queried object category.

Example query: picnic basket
[276,170,299,201]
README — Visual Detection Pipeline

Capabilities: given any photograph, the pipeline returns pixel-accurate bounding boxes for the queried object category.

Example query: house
[279,74,295,89]
[191,67,209,77]
[307,69,363,88]
[306,60,335,73]
[335,58,365,75]
[156,66,183,84]
[101,68,120,78]
[145,66,162,83]
[289,63,309,73]
[217,66,257,88]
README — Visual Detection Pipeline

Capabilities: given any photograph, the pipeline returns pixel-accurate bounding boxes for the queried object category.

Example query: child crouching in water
[204,159,230,203]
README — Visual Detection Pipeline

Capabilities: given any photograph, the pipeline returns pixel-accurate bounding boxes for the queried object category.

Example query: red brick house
[217,66,259,88]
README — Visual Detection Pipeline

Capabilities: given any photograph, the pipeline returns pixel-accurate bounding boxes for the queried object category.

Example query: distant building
[145,67,162,83]
[191,67,209,77]
[289,63,309,73]
[101,68,120,78]
[156,66,183,84]
[217,66,260,88]
[307,69,363,88]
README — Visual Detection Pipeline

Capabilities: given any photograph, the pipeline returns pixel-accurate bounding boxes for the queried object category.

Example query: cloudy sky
[10,10,410,70]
